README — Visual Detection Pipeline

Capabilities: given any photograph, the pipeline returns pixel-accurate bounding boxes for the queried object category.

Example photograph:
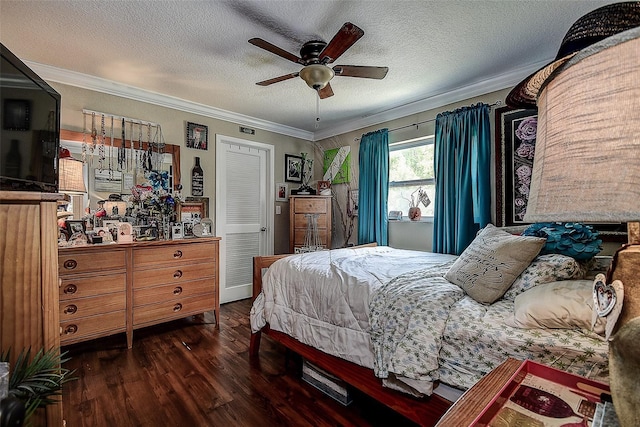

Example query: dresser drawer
[59,273,126,300]
[59,249,126,276]
[293,198,328,213]
[133,294,215,327]
[60,293,125,320]
[293,228,328,246]
[294,213,328,229]
[134,242,215,268]
[60,310,126,345]
[133,278,215,306]
[132,262,216,289]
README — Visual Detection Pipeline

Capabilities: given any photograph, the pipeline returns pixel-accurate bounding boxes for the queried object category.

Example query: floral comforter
[251,246,610,397]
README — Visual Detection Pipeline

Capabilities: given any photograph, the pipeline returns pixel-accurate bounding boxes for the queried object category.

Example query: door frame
[215,134,274,302]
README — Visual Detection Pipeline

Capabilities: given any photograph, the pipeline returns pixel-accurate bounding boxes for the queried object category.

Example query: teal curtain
[433,103,491,255]
[358,128,389,245]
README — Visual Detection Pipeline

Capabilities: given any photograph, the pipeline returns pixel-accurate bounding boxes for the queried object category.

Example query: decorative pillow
[445,224,546,304]
[522,222,602,260]
[504,280,606,334]
[503,254,586,300]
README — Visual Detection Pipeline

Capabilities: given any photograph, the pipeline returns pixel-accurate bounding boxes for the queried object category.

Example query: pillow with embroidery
[445,224,546,304]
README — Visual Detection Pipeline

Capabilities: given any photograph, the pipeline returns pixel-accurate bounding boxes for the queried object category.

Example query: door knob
[260,227,267,231]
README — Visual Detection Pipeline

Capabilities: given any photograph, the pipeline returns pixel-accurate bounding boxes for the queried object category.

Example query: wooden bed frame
[249,247,453,427]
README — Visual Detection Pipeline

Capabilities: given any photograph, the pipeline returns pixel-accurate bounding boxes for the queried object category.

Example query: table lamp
[512,24,640,427]
[58,148,86,194]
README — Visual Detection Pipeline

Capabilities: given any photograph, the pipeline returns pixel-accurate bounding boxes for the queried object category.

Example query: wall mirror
[60,129,181,217]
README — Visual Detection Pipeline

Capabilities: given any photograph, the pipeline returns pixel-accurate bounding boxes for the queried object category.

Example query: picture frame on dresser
[178,200,206,224]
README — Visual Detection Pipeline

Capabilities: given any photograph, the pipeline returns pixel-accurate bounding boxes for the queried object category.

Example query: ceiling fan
[249,22,388,99]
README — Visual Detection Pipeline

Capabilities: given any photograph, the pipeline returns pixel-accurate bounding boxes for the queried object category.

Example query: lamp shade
[59,156,86,194]
[524,28,640,223]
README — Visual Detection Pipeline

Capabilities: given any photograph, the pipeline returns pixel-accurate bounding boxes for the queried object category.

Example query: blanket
[369,260,462,396]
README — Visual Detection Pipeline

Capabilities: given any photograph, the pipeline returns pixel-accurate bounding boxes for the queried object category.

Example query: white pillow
[503,254,586,300]
[504,280,606,334]
[445,224,546,304]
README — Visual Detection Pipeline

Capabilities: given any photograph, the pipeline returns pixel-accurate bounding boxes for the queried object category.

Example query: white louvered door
[216,135,274,304]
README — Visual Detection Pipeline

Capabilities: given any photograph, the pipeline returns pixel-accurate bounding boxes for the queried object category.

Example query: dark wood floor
[61,299,418,426]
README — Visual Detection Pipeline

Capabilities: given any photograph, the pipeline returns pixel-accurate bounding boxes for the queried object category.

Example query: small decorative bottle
[191,157,204,196]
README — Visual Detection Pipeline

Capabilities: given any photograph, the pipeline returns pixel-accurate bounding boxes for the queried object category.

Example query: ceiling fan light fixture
[299,64,334,90]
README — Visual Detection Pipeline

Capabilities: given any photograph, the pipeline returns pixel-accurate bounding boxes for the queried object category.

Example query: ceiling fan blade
[256,72,299,86]
[317,83,334,99]
[334,65,389,79]
[249,38,302,64]
[319,22,364,64]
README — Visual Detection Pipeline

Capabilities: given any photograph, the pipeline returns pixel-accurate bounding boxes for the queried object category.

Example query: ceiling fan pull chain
[315,92,320,129]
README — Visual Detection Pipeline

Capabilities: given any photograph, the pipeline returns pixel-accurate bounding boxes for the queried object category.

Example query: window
[388,136,435,218]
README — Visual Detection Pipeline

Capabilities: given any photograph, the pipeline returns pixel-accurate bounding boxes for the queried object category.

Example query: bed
[249,226,610,426]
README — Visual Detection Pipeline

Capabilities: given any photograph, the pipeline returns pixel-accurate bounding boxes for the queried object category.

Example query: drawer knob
[63,259,78,270]
[173,303,183,312]
[173,250,183,258]
[63,284,78,294]
[64,324,78,335]
[63,304,78,315]
[173,286,183,295]
[173,270,183,279]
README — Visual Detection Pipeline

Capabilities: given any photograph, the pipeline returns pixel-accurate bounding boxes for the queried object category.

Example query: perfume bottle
[191,157,203,196]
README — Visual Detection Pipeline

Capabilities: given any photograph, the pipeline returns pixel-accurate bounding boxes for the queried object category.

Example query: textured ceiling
[0,0,615,140]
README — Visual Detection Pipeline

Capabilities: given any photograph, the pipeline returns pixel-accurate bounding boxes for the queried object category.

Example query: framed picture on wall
[285,154,302,183]
[495,106,538,227]
[276,182,288,202]
[186,122,208,150]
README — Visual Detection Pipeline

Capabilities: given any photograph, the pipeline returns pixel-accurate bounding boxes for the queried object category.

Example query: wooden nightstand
[435,358,522,426]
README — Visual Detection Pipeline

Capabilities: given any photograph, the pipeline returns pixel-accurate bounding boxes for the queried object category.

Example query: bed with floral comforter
[250,236,609,397]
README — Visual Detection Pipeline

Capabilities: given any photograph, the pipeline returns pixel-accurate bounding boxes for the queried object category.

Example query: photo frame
[186,122,208,150]
[65,219,86,236]
[285,154,303,183]
[495,106,627,241]
[171,223,184,240]
[317,180,331,195]
[276,182,288,202]
[178,200,206,224]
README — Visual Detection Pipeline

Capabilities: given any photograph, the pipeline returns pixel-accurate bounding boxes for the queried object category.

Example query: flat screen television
[1,42,60,192]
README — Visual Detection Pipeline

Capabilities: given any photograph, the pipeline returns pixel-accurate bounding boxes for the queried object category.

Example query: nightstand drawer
[133,278,215,306]
[134,242,215,267]
[59,273,126,300]
[132,262,216,288]
[60,310,126,345]
[59,249,126,275]
[133,294,215,326]
[59,293,125,319]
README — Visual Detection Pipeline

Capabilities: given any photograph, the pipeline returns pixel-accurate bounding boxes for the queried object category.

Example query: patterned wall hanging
[323,146,350,184]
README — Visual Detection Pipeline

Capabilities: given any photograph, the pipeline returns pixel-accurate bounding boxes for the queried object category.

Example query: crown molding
[26,59,547,143]
[25,61,315,142]
[312,59,548,141]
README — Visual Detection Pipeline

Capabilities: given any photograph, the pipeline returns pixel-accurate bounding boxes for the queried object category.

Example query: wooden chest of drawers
[58,237,220,348]
[289,195,332,253]
[58,247,127,346]
[132,240,219,331]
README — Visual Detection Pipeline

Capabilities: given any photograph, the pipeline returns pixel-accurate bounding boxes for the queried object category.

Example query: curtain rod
[387,100,502,133]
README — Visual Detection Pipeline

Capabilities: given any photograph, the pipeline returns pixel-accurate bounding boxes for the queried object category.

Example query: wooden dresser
[1,191,65,426]
[58,237,220,348]
[289,195,332,253]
